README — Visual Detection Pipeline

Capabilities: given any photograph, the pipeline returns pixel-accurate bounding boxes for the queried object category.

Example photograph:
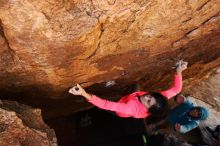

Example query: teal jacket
[168,99,208,133]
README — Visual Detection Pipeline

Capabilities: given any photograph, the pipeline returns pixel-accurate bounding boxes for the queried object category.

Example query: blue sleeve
[184,99,194,108]
[180,121,199,133]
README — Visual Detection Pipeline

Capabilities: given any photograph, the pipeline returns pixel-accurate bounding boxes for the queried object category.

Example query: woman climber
[69,60,188,119]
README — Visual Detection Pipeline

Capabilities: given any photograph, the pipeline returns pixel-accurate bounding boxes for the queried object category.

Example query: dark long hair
[148,92,168,118]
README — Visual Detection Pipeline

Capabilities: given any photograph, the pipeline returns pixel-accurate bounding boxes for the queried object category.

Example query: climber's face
[140,94,156,108]
[189,108,201,118]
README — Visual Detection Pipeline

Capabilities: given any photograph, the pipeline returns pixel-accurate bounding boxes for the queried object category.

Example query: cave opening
[45,107,205,146]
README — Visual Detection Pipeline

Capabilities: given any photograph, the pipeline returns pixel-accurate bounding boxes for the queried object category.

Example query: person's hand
[176,60,188,74]
[176,94,185,104]
[69,84,86,96]
[175,123,181,132]
[69,84,92,100]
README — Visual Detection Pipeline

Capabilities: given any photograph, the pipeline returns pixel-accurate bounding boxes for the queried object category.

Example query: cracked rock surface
[0,0,220,117]
[0,100,57,146]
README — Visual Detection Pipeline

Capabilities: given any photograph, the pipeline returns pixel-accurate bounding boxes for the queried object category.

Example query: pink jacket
[88,74,182,118]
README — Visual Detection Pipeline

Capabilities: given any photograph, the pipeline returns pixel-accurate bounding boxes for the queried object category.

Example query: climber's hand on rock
[69,84,92,100]
[175,123,181,132]
[176,60,188,74]
[69,84,86,96]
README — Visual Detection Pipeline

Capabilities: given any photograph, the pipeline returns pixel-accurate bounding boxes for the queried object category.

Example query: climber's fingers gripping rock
[176,60,188,74]
[69,84,85,96]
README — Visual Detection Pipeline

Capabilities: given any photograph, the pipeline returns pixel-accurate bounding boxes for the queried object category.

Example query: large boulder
[0,0,220,117]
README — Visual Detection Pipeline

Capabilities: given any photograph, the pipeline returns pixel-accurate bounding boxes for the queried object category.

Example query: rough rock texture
[184,67,220,111]
[0,100,57,146]
[0,0,220,117]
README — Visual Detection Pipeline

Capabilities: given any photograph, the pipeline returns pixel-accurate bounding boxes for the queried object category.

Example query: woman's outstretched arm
[69,84,136,115]
[161,60,188,99]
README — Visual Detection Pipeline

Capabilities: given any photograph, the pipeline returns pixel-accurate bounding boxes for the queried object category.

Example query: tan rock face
[184,68,220,111]
[0,100,57,146]
[0,0,220,117]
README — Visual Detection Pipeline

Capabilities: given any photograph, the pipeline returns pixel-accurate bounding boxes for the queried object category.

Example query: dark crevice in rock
[201,11,220,25]
[41,11,51,21]
[185,26,199,36]
[172,11,220,47]
[181,17,192,23]
[174,28,197,44]
[188,11,220,35]
[196,0,211,11]
[0,19,16,62]
[86,23,104,60]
